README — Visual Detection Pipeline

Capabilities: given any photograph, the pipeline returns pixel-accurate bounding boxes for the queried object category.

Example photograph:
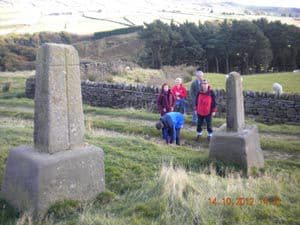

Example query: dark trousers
[162,128,181,145]
[197,114,212,134]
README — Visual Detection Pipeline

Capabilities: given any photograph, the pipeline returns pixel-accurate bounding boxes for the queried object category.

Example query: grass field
[0,72,300,224]
[185,72,300,93]
[112,69,300,93]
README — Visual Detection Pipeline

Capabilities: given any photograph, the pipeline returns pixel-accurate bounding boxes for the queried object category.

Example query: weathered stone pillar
[1,44,105,218]
[226,72,245,132]
[34,44,85,153]
[209,72,264,175]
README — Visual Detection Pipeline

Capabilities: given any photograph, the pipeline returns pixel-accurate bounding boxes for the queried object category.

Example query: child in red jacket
[195,80,217,141]
[171,78,187,114]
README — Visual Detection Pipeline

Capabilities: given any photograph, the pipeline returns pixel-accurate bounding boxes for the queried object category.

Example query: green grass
[84,107,226,127]
[114,68,300,94]
[0,121,209,225]
[0,72,299,224]
[256,122,300,135]
[84,105,159,121]
[242,72,300,93]
[186,72,300,93]
[0,109,33,120]
[261,137,300,153]
[0,122,299,225]
[88,135,209,194]
[0,127,32,182]
[0,98,34,108]
[89,117,300,153]
[0,76,27,99]
[0,106,300,153]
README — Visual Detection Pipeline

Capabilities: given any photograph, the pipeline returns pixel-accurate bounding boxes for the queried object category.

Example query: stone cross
[226,72,245,132]
[1,43,105,217]
[34,43,85,153]
[209,71,264,176]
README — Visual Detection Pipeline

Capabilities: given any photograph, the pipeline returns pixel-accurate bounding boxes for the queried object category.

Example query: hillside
[0,0,299,35]
[74,32,144,62]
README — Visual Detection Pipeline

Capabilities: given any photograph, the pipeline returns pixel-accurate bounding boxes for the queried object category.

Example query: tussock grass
[8,165,298,225]
[153,165,300,225]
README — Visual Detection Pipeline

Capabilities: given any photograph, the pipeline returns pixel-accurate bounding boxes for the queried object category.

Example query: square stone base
[209,125,264,175]
[1,145,105,218]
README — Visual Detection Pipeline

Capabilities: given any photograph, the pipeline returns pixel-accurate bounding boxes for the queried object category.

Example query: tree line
[138,19,300,74]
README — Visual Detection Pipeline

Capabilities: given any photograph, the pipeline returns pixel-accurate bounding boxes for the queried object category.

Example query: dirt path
[263,149,300,160]
[88,114,155,126]
[89,127,299,161]
[0,116,33,128]
[0,106,33,113]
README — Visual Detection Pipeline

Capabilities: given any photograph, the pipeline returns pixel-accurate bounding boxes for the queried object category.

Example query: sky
[230,0,300,8]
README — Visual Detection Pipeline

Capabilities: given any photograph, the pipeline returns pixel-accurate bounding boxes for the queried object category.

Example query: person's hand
[212,112,216,117]
[170,107,174,111]
[163,108,166,112]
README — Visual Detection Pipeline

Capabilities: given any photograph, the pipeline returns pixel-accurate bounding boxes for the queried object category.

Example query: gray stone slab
[1,145,105,218]
[34,44,84,153]
[209,125,264,175]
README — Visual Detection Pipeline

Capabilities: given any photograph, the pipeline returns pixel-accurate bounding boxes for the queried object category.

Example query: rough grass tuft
[94,191,116,205]
[46,199,82,221]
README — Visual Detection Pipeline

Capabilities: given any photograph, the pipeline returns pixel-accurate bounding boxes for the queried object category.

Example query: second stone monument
[209,72,264,175]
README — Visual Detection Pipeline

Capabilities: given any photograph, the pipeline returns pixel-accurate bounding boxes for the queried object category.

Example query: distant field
[0,1,299,35]
[116,70,300,93]
[186,72,300,93]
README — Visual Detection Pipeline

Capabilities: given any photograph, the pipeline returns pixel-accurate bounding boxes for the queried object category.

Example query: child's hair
[155,121,163,130]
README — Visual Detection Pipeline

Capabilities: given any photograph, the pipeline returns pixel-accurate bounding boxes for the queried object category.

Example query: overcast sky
[230,0,300,8]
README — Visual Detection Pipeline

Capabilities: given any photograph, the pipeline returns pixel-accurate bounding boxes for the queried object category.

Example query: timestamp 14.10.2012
[208,196,281,206]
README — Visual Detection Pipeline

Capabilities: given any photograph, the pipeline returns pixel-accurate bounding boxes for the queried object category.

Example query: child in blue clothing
[155,112,185,145]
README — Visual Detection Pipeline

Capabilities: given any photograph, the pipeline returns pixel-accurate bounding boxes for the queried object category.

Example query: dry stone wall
[25,77,300,124]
